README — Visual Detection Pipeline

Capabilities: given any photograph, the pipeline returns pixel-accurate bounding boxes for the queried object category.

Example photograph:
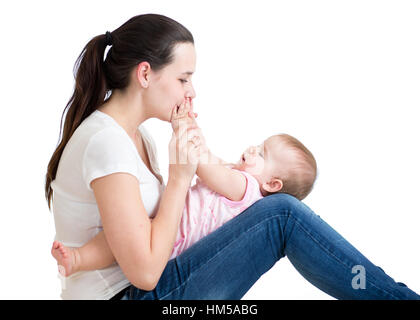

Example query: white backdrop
[0,0,419,299]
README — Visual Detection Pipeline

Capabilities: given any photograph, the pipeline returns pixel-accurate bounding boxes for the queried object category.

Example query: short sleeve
[220,169,263,208]
[82,127,139,191]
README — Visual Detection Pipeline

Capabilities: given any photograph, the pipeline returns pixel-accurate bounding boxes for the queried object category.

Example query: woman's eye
[179,79,188,83]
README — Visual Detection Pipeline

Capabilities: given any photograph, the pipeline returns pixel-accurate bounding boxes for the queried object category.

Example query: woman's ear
[262,178,283,193]
[136,62,151,88]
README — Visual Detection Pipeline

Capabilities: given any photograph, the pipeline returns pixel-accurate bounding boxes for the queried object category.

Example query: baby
[51,102,317,278]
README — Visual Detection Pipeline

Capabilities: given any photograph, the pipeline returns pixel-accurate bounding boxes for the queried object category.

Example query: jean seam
[282,210,296,258]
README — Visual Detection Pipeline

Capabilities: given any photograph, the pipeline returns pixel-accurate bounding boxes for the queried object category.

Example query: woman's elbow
[132,271,159,291]
[121,251,163,291]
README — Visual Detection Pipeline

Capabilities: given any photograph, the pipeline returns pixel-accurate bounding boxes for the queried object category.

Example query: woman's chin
[155,113,172,123]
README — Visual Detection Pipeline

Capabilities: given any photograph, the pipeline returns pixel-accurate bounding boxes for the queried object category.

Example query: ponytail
[45,33,110,209]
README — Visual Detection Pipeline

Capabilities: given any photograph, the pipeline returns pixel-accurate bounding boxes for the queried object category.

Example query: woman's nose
[186,84,196,100]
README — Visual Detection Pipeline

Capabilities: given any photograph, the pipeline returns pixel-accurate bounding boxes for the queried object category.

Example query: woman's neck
[98,89,148,139]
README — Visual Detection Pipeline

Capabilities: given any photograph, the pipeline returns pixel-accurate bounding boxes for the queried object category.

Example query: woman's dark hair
[45,14,194,210]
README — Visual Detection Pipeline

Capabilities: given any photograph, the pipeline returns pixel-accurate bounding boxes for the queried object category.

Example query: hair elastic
[105,31,113,46]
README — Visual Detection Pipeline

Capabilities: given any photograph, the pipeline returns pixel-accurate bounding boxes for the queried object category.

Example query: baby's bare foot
[171,98,194,131]
[51,241,77,277]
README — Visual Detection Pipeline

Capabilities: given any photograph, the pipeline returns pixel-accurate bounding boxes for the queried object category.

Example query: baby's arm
[196,149,247,201]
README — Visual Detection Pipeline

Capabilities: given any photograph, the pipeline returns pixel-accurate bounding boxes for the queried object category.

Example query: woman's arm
[68,217,153,273]
[89,101,199,291]
[72,152,245,277]
[62,215,154,274]
[73,231,116,272]
[92,172,191,291]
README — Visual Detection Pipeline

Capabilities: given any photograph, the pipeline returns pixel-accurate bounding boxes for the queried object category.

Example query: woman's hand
[168,98,202,181]
[172,98,209,163]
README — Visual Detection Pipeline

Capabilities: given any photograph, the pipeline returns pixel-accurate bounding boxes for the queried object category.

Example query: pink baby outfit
[170,169,263,259]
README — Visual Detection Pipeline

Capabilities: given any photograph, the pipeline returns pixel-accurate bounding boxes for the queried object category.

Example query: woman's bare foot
[51,241,78,277]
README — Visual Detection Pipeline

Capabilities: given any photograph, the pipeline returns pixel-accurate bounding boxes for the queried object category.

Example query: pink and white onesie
[170,169,263,259]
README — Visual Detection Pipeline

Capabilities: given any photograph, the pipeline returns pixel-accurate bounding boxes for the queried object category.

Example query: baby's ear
[262,178,283,193]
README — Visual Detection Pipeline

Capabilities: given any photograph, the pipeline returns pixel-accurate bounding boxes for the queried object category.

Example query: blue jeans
[119,193,419,300]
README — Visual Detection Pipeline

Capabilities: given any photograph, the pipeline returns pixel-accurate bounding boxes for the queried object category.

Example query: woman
[45,13,419,300]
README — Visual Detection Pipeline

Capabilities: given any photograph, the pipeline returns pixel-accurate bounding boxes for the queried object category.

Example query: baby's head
[233,134,317,200]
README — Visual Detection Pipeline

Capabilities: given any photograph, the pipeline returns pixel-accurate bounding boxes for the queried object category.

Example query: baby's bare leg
[51,231,116,276]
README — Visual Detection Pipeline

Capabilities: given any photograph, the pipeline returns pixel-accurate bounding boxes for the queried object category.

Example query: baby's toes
[178,100,191,117]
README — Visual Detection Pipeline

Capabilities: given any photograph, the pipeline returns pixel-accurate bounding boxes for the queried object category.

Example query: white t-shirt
[51,110,165,300]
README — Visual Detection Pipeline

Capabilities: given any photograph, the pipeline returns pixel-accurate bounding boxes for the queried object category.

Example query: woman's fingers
[170,127,201,165]
[186,135,202,165]
[179,129,201,155]
[178,128,201,145]
[191,135,200,145]
[176,115,198,137]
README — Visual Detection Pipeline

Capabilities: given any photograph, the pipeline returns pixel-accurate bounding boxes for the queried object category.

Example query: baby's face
[233,135,291,187]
